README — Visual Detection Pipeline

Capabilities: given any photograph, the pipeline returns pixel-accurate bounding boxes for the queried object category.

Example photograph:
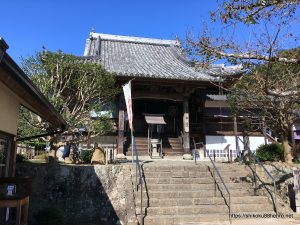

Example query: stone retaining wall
[16,163,137,225]
[255,162,300,213]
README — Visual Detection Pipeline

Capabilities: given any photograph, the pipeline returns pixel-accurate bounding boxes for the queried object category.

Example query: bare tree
[185,0,300,163]
[229,54,300,163]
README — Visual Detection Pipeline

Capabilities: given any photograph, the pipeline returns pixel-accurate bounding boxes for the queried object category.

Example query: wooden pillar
[262,116,267,145]
[183,98,190,155]
[233,116,240,157]
[291,124,296,154]
[9,137,17,176]
[118,95,125,155]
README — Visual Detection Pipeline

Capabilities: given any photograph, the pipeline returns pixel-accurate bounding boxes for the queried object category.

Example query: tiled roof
[83,32,241,81]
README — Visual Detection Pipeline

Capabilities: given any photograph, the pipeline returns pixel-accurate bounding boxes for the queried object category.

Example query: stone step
[144,176,253,185]
[146,183,249,191]
[143,171,250,180]
[136,189,254,199]
[135,196,270,207]
[138,203,273,216]
[231,203,274,213]
[168,138,181,141]
[126,149,184,156]
[143,165,209,172]
[134,143,148,147]
[167,146,184,150]
[163,148,184,153]
[143,212,276,225]
[143,165,249,173]
[143,171,211,178]
[210,171,251,178]
[168,141,182,145]
[145,177,214,184]
[145,205,229,215]
[210,165,249,171]
[143,214,229,225]
[163,151,184,156]
[168,142,182,146]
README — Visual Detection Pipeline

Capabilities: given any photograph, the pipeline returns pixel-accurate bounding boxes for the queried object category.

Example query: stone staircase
[132,163,275,225]
[165,137,184,156]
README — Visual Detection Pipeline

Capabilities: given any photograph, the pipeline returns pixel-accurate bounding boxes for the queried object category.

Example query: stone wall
[255,162,300,213]
[16,163,137,225]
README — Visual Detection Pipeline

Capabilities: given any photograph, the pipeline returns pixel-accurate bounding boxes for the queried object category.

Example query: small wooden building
[0,38,67,177]
[83,32,266,158]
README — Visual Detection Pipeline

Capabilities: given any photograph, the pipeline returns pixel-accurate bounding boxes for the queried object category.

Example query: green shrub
[16,154,27,163]
[35,207,65,225]
[292,157,300,164]
[81,150,94,163]
[256,143,284,162]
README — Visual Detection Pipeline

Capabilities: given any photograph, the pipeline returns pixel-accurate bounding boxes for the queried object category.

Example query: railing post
[229,195,231,223]
[253,162,257,195]
[227,148,229,162]
[213,150,216,162]
[213,166,216,197]
[274,179,277,215]
[136,162,138,191]
[140,171,143,225]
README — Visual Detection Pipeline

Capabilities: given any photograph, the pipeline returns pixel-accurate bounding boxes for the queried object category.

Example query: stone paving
[183,218,300,225]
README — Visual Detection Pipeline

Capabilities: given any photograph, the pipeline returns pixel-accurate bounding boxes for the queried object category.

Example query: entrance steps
[131,163,275,225]
[126,136,184,156]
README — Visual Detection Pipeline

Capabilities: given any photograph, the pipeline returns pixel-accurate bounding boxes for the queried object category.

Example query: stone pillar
[293,168,300,213]
[117,95,125,157]
[183,98,192,160]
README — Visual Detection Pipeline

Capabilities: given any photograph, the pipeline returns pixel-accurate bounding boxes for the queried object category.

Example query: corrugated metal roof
[83,32,241,81]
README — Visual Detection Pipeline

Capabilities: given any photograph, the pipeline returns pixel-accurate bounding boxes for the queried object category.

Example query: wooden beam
[116,76,214,89]
[132,91,184,101]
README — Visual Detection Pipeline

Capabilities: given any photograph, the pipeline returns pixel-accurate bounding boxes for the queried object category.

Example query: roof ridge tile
[91,32,179,46]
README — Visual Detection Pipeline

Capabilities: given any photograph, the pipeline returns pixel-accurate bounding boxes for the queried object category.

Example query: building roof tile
[83,32,241,81]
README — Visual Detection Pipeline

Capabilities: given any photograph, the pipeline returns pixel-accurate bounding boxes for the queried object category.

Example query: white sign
[122,81,133,130]
[7,184,16,196]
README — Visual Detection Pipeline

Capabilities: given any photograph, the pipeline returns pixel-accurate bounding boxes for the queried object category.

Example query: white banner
[123,81,133,130]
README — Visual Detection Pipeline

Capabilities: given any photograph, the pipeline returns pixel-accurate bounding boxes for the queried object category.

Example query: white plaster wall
[0,82,20,135]
[249,136,268,151]
[205,135,243,150]
[205,135,268,151]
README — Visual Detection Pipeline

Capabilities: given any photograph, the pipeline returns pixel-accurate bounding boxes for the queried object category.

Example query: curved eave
[0,51,68,131]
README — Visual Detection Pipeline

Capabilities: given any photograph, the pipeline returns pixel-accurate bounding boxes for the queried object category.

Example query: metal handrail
[203,148,232,223]
[243,151,277,214]
[132,136,144,225]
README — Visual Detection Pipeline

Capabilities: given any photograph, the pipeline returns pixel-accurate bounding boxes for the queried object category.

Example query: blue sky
[2,1,299,65]
[1,0,219,63]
